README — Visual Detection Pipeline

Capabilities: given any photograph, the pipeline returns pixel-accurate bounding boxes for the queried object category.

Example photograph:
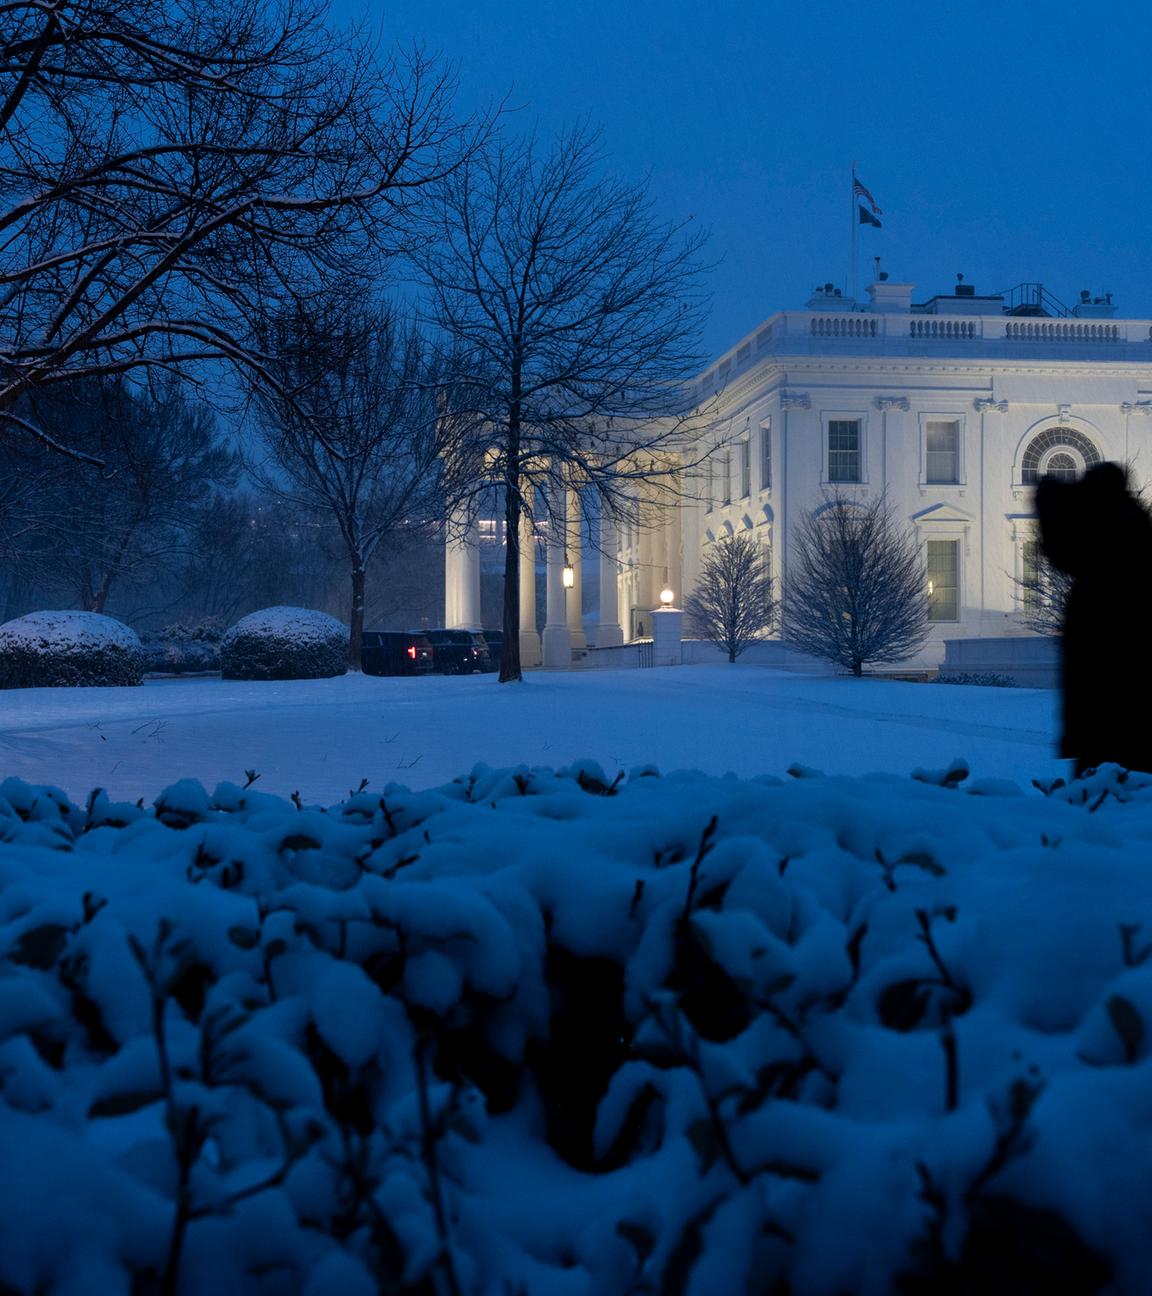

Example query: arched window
[1020,427,1100,484]
[1043,451,1079,482]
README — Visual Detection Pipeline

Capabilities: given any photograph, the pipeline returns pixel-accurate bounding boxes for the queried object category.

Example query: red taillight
[407,645,416,659]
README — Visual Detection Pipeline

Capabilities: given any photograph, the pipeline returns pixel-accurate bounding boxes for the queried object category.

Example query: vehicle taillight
[407,645,416,659]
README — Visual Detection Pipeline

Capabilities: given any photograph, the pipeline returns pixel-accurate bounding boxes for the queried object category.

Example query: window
[925,419,960,484]
[1020,427,1100,483]
[828,419,861,483]
[760,417,771,489]
[706,458,714,512]
[1021,538,1040,609]
[722,449,732,505]
[926,539,959,621]
[739,439,751,497]
[1043,452,1078,482]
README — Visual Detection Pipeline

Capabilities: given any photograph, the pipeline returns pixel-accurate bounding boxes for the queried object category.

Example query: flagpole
[850,161,857,306]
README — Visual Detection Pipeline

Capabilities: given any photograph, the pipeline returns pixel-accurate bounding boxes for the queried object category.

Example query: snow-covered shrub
[143,638,220,674]
[141,617,226,674]
[0,610,144,688]
[220,606,347,680]
[2,758,1152,1292]
[938,671,1017,688]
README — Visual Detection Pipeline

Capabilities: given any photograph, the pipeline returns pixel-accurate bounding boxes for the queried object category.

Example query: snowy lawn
[0,759,1150,1293]
[0,664,1065,804]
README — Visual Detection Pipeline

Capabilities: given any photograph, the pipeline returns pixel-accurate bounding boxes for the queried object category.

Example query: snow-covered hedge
[142,618,226,675]
[1,759,1150,1293]
[220,606,347,680]
[0,610,144,688]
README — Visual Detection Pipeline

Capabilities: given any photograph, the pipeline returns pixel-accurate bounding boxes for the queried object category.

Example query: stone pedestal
[652,607,683,666]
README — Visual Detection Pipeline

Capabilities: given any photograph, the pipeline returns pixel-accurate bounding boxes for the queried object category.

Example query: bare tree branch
[685,531,775,662]
[0,0,480,460]
[415,125,713,682]
[251,293,448,668]
[783,493,929,676]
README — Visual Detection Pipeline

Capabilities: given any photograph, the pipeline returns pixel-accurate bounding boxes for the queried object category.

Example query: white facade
[615,279,1152,667]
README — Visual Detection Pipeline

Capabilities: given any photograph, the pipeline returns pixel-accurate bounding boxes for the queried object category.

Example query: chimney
[866,280,914,313]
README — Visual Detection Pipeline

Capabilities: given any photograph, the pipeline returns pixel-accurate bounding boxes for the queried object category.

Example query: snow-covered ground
[2,755,1151,1293]
[0,665,1065,804]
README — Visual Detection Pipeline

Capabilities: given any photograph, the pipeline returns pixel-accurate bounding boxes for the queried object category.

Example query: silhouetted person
[1036,461,1152,776]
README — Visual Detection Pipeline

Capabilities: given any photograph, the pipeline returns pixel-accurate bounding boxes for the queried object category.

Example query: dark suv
[481,629,504,674]
[425,629,492,675]
[361,630,434,676]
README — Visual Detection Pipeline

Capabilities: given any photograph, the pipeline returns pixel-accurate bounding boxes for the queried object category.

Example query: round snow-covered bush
[220,606,348,680]
[0,611,144,688]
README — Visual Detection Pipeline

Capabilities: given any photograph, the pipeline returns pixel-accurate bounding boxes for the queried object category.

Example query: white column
[444,511,481,630]
[518,496,541,667]
[541,486,572,667]
[566,488,587,654]
[596,511,624,647]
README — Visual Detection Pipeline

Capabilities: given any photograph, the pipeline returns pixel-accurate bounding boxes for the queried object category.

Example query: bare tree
[253,298,446,668]
[0,0,473,464]
[415,127,711,683]
[685,532,775,662]
[22,380,236,612]
[783,494,929,676]
[171,491,343,626]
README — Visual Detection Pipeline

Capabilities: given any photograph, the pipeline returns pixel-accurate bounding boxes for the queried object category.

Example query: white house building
[445,275,1152,668]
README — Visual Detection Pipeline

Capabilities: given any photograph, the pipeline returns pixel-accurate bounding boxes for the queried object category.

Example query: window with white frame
[722,449,732,505]
[926,539,959,621]
[828,419,861,483]
[739,438,751,498]
[925,419,960,484]
[1020,427,1100,483]
[760,417,771,490]
[706,458,714,512]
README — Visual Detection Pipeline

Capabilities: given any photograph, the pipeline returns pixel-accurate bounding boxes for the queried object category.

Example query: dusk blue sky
[350,0,1152,362]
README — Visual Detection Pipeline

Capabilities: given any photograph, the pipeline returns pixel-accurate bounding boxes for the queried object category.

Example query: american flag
[853,175,882,215]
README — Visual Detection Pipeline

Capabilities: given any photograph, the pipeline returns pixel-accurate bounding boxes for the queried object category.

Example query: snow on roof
[0,610,140,650]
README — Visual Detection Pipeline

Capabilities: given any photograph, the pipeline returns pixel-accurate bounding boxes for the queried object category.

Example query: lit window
[739,439,751,497]
[828,419,861,483]
[925,420,960,484]
[760,417,771,490]
[926,539,959,621]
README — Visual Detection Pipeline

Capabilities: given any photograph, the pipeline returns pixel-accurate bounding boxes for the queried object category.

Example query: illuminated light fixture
[562,560,575,589]
[659,586,675,606]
